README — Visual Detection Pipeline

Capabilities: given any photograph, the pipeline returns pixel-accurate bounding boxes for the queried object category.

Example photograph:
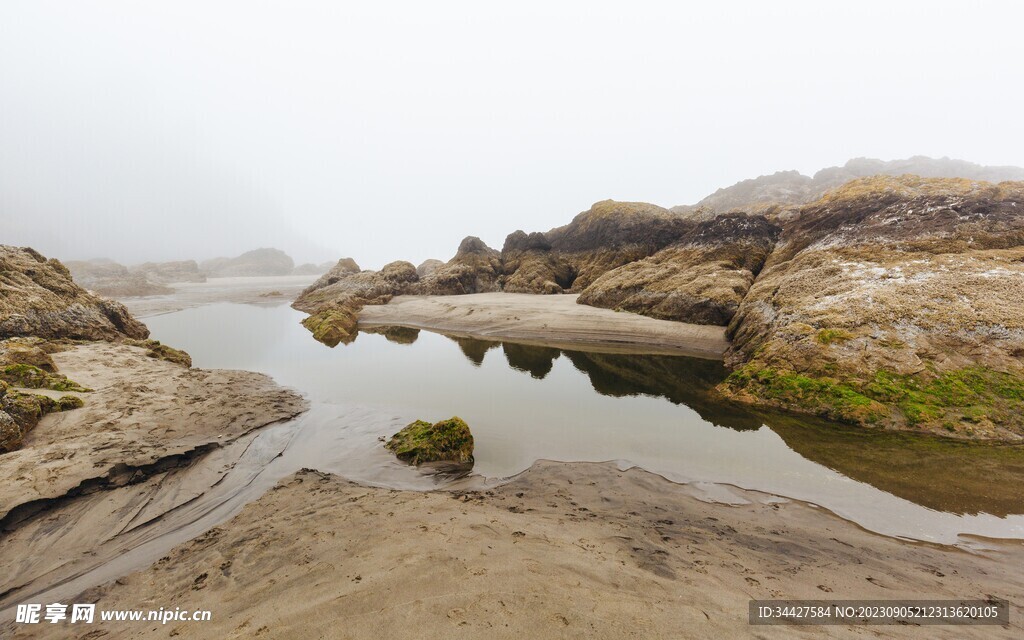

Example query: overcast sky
[2,1,1022,268]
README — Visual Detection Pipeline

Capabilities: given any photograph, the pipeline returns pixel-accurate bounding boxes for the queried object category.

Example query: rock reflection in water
[768,415,1024,517]
[361,325,421,345]
[442,334,1024,518]
[443,335,764,432]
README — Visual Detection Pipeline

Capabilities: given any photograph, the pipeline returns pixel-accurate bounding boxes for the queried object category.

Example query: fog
[2,1,1022,268]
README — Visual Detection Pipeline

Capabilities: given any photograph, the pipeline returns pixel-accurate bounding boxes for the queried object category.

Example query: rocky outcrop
[0,338,89,453]
[385,416,474,466]
[291,261,335,276]
[672,156,1024,219]
[0,246,149,341]
[412,237,503,295]
[293,259,416,346]
[201,248,295,277]
[65,259,173,297]
[294,239,505,346]
[0,383,83,453]
[300,257,362,297]
[500,231,573,294]
[719,176,1024,440]
[416,259,444,278]
[545,200,692,291]
[577,213,781,325]
[132,259,206,283]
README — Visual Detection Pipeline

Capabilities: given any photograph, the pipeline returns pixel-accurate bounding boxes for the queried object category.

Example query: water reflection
[768,416,1024,517]
[337,327,1024,518]
[144,306,1024,541]
[361,325,421,345]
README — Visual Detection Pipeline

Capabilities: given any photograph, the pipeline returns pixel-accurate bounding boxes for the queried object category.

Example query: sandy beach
[121,275,318,318]
[359,293,730,358]
[0,342,308,614]
[12,462,1020,639]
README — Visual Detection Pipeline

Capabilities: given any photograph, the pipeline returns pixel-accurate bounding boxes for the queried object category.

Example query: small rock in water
[384,416,474,466]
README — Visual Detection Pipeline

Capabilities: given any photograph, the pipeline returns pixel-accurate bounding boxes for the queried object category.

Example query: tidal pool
[145,302,1024,545]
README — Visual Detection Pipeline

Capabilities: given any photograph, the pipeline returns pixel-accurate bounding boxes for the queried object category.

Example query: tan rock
[0,246,149,341]
[720,176,1024,440]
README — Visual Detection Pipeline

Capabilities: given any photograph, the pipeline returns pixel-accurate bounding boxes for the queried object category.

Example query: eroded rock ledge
[720,176,1024,439]
[0,341,307,521]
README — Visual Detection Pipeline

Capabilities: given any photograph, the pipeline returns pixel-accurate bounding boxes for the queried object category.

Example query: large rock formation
[672,156,1024,219]
[201,248,295,277]
[500,231,573,294]
[290,261,335,276]
[719,176,1024,440]
[294,238,506,346]
[0,246,149,341]
[65,259,173,297]
[545,200,692,291]
[293,259,416,346]
[412,236,503,295]
[132,259,206,283]
[577,213,781,325]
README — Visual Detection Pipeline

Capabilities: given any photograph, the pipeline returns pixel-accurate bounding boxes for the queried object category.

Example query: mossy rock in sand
[124,339,192,367]
[0,363,91,392]
[0,387,84,453]
[385,417,474,466]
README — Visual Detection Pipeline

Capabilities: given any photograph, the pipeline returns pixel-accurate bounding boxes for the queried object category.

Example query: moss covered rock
[721,176,1024,440]
[385,416,474,466]
[301,307,360,347]
[0,363,91,392]
[0,386,84,453]
[124,339,192,367]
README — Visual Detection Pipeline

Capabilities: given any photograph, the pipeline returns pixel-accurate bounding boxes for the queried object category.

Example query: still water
[145,302,1024,545]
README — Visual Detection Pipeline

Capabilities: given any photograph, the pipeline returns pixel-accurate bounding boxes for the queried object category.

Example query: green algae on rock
[0,363,91,392]
[385,417,474,466]
[0,385,84,453]
[720,176,1024,441]
[124,339,192,367]
[301,307,360,347]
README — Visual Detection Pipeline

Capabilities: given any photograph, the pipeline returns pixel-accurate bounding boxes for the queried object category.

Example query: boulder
[385,416,474,466]
[0,246,149,341]
[416,259,444,278]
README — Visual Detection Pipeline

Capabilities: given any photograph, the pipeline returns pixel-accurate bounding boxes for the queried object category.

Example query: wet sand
[0,342,307,522]
[121,275,318,318]
[14,462,1021,639]
[0,342,307,612]
[359,293,730,358]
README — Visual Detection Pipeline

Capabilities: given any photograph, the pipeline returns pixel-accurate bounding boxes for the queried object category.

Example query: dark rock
[577,213,781,325]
